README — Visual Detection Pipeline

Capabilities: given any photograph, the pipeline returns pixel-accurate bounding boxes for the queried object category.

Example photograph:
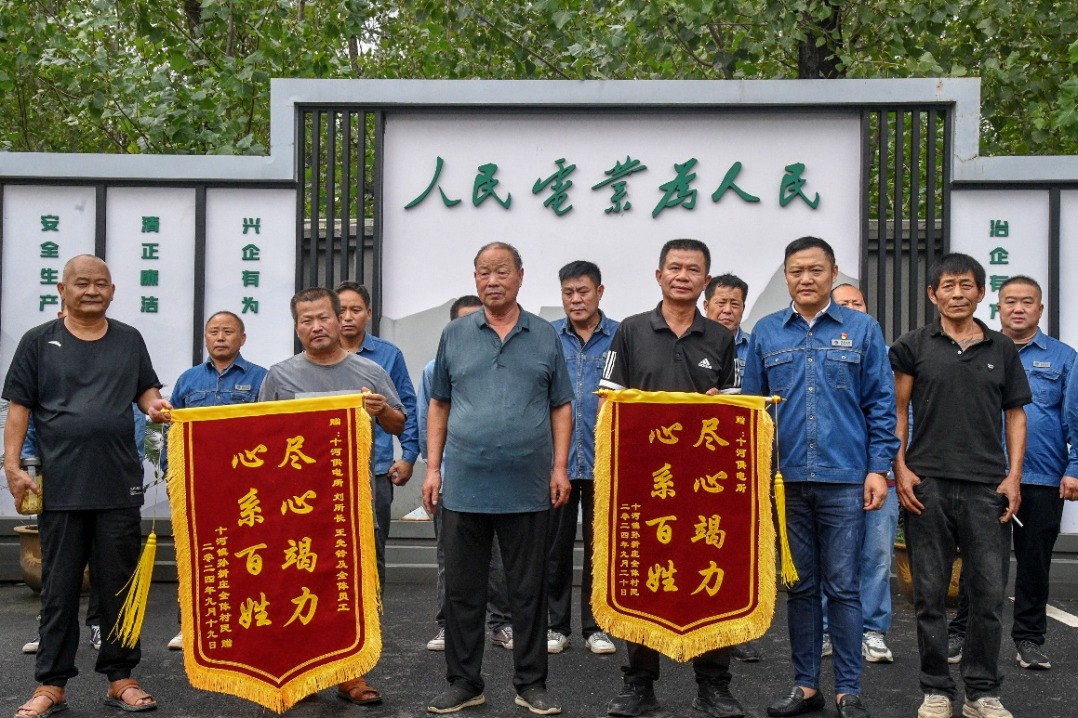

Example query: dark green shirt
[431,307,574,513]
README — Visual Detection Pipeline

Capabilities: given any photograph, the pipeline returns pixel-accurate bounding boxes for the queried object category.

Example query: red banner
[593,390,775,661]
[167,395,379,712]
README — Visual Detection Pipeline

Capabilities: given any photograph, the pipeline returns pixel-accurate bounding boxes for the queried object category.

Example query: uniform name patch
[831,339,853,347]
[1032,361,1051,368]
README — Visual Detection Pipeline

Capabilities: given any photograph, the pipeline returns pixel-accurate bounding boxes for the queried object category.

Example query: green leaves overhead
[0,0,1075,156]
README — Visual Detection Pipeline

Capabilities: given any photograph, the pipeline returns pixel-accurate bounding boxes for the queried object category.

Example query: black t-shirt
[3,318,161,509]
[600,303,736,393]
[889,318,1031,483]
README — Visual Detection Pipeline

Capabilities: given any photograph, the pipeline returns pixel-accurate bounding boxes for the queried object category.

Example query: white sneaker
[22,637,39,654]
[917,694,953,718]
[89,625,102,650]
[168,631,183,650]
[546,630,569,654]
[962,696,1013,718]
[427,627,446,651]
[862,630,893,663]
[586,632,616,655]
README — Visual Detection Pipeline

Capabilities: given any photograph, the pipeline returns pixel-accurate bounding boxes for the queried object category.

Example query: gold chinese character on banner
[644,515,677,544]
[238,593,271,628]
[693,471,728,493]
[232,444,268,469]
[234,543,268,575]
[692,561,726,597]
[283,587,318,627]
[691,515,726,549]
[693,418,730,450]
[646,560,678,593]
[281,490,317,515]
[237,488,264,527]
[278,435,317,469]
[649,422,682,444]
[282,537,318,573]
[651,464,676,498]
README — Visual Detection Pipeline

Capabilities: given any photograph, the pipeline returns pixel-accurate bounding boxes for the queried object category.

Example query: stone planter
[13,524,90,594]
[893,541,962,606]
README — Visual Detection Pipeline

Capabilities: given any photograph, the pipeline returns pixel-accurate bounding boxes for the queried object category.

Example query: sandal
[15,686,67,718]
[104,679,157,713]
[337,676,383,706]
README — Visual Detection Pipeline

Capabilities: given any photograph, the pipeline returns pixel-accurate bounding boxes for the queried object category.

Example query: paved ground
[2,581,1076,718]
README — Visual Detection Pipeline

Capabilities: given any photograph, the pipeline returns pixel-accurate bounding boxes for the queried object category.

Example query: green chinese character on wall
[242,244,261,261]
[141,270,159,287]
[40,267,59,285]
[779,163,820,209]
[652,158,698,218]
[472,163,511,209]
[989,220,1009,237]
[989,247,1009,265]
[990,275,1009,292]
[242,270,260,287]
[141,216,160,233]
[405,156,462,209]
[40,215,59,231]
[141,243,160,260]
[243,217,261,235]
[40,241,60,258]
[711,162,760,204]
[592,156,648,214]
[242,297,259,314]
[532,158,577,216]
[140,296,159,313]
[39,295,59,311]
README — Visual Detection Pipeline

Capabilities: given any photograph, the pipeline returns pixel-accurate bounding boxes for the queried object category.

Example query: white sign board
[1060,190,1078,535]
[949,190,1050,330]
[381,110,863,371]
[203,188,297,371]
[105,187,197,395]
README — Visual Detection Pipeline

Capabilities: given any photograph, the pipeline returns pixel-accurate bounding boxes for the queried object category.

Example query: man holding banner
[743,237,898,718]
[422,242,574,715]
[599,239,743,718]
[258,286,405,707]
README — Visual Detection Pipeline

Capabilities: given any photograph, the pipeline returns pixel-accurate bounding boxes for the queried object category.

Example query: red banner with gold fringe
[592,390,776,661]
[166,395,379,713]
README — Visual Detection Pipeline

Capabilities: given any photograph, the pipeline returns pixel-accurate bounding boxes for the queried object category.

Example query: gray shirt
[431,308,574,513]
[258,352,403,410]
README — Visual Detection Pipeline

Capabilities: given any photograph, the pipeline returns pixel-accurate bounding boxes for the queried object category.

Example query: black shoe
[428,685,485,714]
[515,687,562,715]
[732,640,762,662]
[693,678,746,717]
[1015,639,1051,670]
[607,680,659,717]
[837,694,870,718]
[767,687,826,717]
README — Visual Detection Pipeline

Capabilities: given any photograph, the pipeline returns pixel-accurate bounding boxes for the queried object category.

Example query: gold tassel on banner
[770,394,799,586]
[111,531,157,648]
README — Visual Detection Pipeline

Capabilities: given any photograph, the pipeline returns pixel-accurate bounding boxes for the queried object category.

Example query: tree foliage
[1,0,1075,157]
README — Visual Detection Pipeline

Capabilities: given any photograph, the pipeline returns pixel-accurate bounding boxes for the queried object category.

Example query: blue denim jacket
[742,302,898,483]
[357,333,419,473]
[552,312,619,481]
[1015,329,1076,486]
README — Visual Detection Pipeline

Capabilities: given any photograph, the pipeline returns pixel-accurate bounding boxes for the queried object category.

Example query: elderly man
[259,286,405,708]
[5,255,171,717]
[891,255,1030,718]
[743,237,898,718]
[422,242,573,715]
[703,273,751,396]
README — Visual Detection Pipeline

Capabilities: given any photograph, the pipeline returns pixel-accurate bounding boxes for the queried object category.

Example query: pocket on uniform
[763,351,795,392]
[1031,369,1063,405]
[824,349,861,390]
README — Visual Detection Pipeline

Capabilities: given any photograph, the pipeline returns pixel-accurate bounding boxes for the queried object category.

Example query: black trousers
[546,479,597,638]
[624,642,733,685]
[37,508,143,686]
[1011,485,1065,643]
[442,508,549,695]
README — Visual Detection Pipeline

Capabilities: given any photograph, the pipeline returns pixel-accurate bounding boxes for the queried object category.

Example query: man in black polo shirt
[599,238,740,718]
[890,254,1030,718]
